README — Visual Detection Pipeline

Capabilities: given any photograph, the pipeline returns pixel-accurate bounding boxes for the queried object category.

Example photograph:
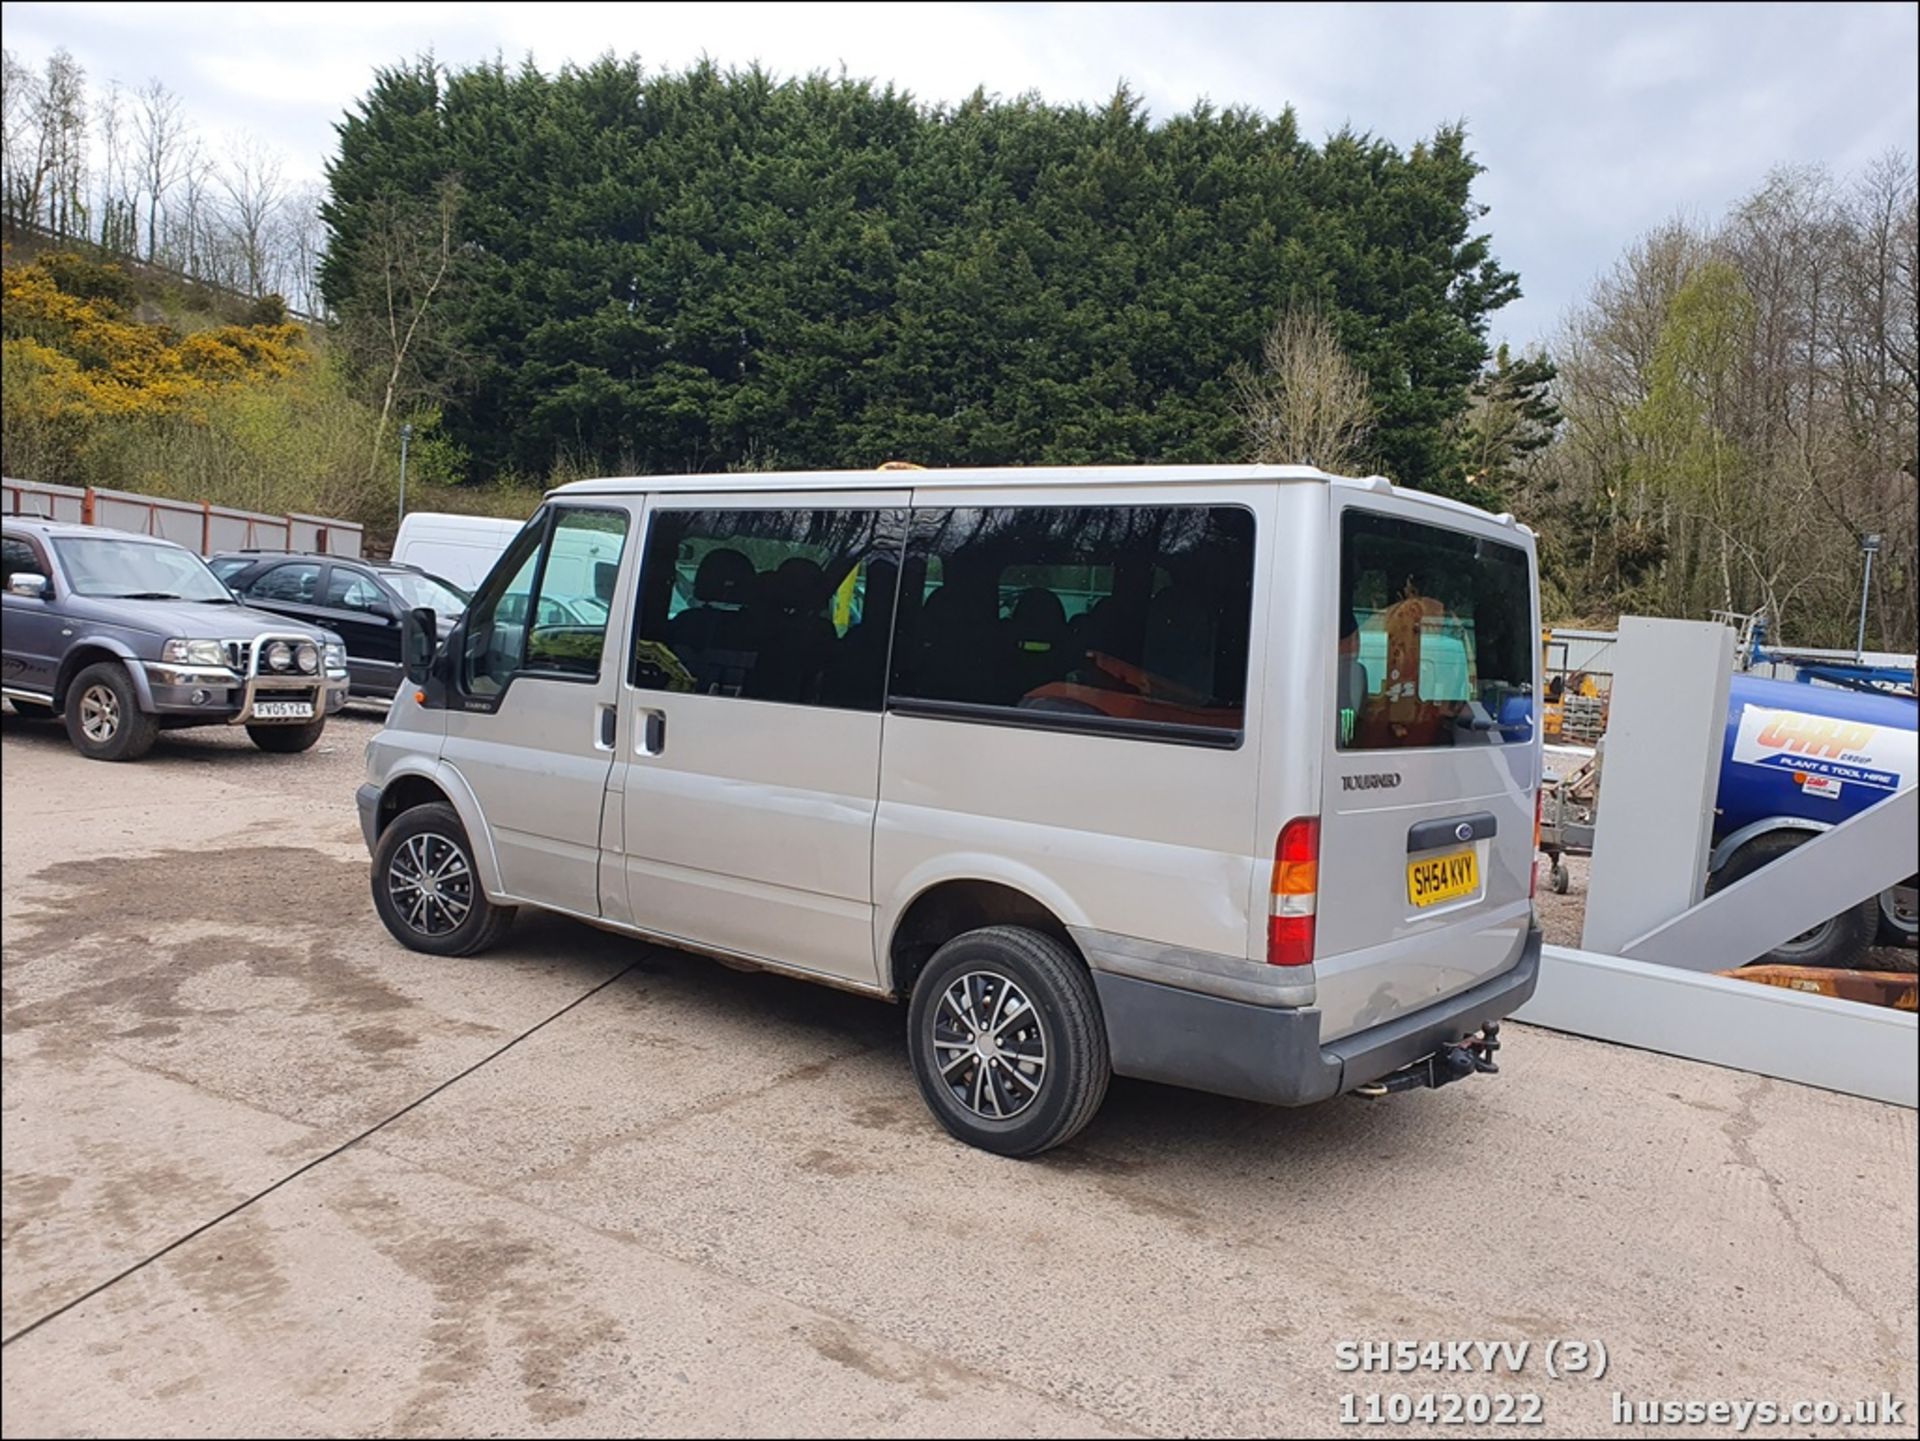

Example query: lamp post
[397,422,414,532]
[1855,531,1881,661]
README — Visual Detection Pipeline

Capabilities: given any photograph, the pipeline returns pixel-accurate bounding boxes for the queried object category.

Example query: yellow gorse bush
[1,253,307,423]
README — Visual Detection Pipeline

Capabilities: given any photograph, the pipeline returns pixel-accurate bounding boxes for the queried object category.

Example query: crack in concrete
[1721,1074,1905,1387]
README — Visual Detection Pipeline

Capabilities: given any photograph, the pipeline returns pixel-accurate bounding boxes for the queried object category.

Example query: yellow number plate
[1408,848,1479,907]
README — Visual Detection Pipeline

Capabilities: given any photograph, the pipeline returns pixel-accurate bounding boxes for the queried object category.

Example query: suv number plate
[1408,848,1478,907]
[253,700,314,720]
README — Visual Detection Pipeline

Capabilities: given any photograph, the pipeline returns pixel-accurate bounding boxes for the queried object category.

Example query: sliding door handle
[637,708,667,756]
[596,704,617,750]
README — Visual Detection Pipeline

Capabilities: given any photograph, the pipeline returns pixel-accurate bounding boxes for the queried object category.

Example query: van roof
[547,465,1529,532]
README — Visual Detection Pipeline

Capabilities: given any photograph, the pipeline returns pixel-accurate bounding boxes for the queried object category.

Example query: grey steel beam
[1515,943,1917,1107]
[1620,786,1917,971]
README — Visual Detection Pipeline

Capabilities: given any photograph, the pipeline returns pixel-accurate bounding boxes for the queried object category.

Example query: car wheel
[906,925,1110,1158]
[1709,831,1880,968]
[371,802,515,957]
[247,718,326,753]
[7,698,56,721]
[62,662,158,762]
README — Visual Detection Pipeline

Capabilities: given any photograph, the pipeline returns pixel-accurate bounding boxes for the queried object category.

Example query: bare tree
[1234,308,1375,473]
[133,77,187,264]
[166,135,216,278]
[216,133,286,296]
[1,48,43,226]
[271,179,329,316]
[94,78,137,253]
[341,177,465,478]
[34,48,88,237]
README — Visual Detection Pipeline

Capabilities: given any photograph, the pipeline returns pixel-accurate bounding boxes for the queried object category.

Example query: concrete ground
[2,706,1915,1438]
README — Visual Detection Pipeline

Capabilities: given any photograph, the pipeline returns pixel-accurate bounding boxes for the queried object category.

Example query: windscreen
[1336,510,1533,750]
[54,536,232,602]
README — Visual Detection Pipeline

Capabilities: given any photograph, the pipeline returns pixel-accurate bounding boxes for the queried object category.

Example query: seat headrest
[768,556,829,612]
[692,547,755,604]
[1008,587,1067,637]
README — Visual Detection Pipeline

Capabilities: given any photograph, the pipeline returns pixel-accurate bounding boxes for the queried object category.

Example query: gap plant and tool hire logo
[1731,706,1916,794]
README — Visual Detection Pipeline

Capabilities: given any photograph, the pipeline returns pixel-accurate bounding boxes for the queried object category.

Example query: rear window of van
[1337,510,1533,750]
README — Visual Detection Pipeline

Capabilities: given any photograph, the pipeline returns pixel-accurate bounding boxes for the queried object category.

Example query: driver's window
[2,536,43,586]
[459,507,629,695]
[526,509,628,676]
[460,515,547,696]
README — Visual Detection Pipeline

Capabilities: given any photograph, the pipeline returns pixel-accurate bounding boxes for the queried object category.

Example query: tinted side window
[1337,510,1534,750]
[325,567,387,611]
[250,562,321,602]
[891,506,1255,740]
[207,556,251,582]
[631,508,904,710]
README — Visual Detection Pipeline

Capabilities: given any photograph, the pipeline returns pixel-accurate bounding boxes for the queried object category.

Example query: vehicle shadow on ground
[497,908,1474,1174]
[0,703,381,768]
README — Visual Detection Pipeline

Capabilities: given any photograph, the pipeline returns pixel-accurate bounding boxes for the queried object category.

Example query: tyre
[7,698,56,721]
[1708,831,1880,969]
[1874,882,1917,956]
[247,717,326,753]
[906,925,1110,1158]
[62,661,158,762]
[370,801,515,957]
[1550,861,1570,895]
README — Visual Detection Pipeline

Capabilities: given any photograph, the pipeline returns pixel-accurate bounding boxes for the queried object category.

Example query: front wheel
[906,925,1110,1157]
[63,661,158,761]
[247,717,326,753]
[370,802,516,957]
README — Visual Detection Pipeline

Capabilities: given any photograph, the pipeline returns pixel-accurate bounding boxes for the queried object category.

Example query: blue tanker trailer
[1706,673,1917,966]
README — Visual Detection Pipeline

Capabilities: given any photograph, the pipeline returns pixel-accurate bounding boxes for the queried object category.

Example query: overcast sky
[4,1,1915,348]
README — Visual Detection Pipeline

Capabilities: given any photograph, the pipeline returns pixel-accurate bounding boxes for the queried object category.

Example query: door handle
[596,703,617,750]
[637,708,667,756]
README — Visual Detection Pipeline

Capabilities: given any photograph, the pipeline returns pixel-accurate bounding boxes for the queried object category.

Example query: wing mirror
[6,572,51,599]
[402,607,438,684]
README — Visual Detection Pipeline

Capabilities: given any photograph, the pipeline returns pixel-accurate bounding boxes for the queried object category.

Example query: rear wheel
[247,717,326,753]
[906,925,1109,1157]
[371,802,515,957]
[1709,831,1879,969]
[62,662,157,762]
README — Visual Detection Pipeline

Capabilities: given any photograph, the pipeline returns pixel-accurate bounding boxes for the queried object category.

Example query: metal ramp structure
[1515,617,1917,1108]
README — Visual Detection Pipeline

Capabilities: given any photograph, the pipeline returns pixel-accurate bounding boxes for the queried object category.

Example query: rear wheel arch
[886,878,1084,1000]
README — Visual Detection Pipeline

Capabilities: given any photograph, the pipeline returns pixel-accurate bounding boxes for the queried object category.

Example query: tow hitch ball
[1353,1022,1501,1097]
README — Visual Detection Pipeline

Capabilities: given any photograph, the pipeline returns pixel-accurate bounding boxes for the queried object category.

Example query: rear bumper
[1091,924,1542,1106]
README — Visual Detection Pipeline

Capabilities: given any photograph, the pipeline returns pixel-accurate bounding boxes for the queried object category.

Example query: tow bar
[1351,1021,1501,1097]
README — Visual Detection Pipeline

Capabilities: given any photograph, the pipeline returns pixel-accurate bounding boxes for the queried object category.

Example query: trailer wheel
[1874,882,1917,955]
[1708,831,1880,969]
[1549,861,1570,895]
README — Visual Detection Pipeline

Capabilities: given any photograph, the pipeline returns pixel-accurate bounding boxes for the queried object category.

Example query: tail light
[1530,788,1543,898]
[1268,816,1320,966]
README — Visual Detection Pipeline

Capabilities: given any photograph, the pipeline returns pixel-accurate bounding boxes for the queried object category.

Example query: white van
[359,466,1542,1155]
[391,512,527,592]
